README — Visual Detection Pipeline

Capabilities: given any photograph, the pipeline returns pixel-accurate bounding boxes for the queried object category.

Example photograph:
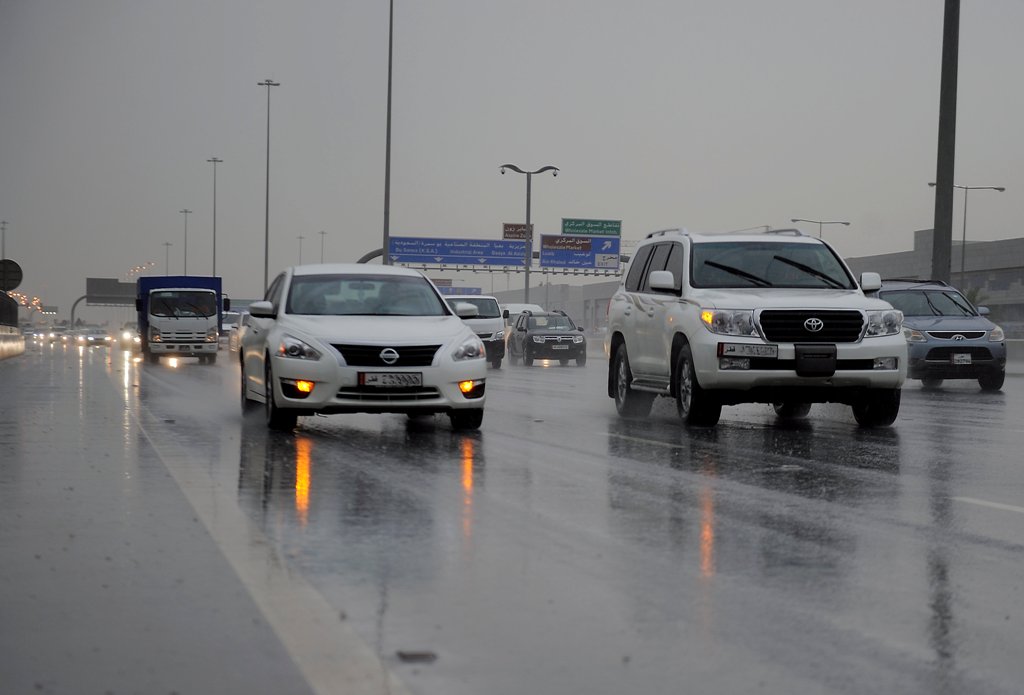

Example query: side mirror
[135,299,142,311]
[502,309,510,319]
[248,300,275,319]
[860,272,882,292]
[648,270,677,293]
[454,302,479,319]
[223,298,231,312]
[578,326,585,332]
[977,306,990,316]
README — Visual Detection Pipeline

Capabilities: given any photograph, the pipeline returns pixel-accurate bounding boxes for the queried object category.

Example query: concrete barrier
[1007,339,1024,375]
[0,326,26,360]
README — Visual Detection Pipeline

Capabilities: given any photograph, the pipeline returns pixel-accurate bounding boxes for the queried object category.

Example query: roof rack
[881,278,951,286]
[645,228,689,239]
[761,228,804,237]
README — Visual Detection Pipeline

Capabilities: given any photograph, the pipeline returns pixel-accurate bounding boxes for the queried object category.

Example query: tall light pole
[179,209,192,274]
[928,182,1005,288]
[382,0,394,265]
[259,79,281,292]
[500,164,559,304]
[207,157,222,276]
[297,235,305,265]
[1,220,7,260]
[790,218,850,239]
[163,242,173,275]
[319,230,326,263]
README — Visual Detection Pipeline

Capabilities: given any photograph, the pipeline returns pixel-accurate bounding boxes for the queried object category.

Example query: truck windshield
[151,290,217,318]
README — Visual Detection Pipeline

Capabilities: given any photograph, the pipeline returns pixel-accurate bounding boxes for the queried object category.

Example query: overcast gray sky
[1,0,1021,319]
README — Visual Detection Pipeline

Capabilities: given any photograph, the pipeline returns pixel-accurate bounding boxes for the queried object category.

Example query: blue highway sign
[389,237,527,267]
[540,235,620,269]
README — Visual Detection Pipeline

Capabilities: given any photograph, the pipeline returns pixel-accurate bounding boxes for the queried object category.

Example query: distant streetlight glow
[927,182,1005,287]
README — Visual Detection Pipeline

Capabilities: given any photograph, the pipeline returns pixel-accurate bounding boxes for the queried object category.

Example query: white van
[499,302,544,325]
[447,295,506,368]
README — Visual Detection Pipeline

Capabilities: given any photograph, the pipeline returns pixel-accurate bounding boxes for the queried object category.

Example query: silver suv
[605,229,907,427]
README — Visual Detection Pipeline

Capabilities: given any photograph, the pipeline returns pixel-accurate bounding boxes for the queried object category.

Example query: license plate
[952,353,972,365]
[720,343,778,358]
[360,372,423,387]
[551,344,569,350]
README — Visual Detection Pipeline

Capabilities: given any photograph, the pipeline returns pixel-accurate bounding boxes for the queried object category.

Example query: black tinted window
[665,243,684,291]
[624,245,654,292]
[641,243,672,292]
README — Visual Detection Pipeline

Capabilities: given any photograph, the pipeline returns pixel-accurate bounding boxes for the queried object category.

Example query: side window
[641,243,672,293]
[665,242,684,291]
[624,245,654,292]
[265,274,285,309]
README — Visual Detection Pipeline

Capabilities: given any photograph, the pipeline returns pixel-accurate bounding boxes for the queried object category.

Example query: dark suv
[876,279,1006,390]
[507,310,587,367]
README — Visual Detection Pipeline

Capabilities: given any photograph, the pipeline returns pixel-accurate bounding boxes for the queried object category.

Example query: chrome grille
[159,330,206,341]
[927,331,986,340]
[758,310,864,343]
[332,344,441,367]
[537,335,576,343]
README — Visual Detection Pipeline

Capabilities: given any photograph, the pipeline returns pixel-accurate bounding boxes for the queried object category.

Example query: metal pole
[163,242,172,275]
[382,0,393,265]
[960,187,968,288]
[298,235,305,265]
[525,172,532,304]
[931,0,960,283]
[319,230,326,263]
[259,80,280,292]
[180,209,192,275]
[1,220,6,259]
[208,157,222,276]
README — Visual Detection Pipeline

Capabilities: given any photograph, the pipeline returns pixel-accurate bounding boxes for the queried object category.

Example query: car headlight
[864,309,903,337]
[904,328,926,342]
[149,327,162,342]
[532,335,545,344]
[452,335,486,361]
[495,330,505,340]
[205,328,219,343]
[573,335,584,344]
[277,334,322,360]
[122,331,131,340]
[989,325,1005,341]
[700,309,757,336]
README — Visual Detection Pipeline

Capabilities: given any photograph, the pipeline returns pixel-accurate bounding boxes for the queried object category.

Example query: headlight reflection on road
[461,436,478,541]
[294,436,312,526]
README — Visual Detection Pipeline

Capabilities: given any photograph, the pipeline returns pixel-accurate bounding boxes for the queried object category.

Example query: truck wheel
[207,353,217,365]
[852,389,901,427]
[146,350,158,364]
[675,343,721,427]
[265,362,297,431]
[612,345,653,418]
[978,371,1004,391]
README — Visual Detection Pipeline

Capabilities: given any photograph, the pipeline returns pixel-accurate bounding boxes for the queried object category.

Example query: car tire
[773,402,811,419]
[449,408,484,431]
[523,349,534,367]
[675,343,721,427]
[576,353,587,367]
[851,389,901,427]
[921,377,943,389]
[265,362,298,431]
[612,345,654,418]
[978,371,1005,391]
[240,362,258,413]
[559,358,569,366]
[491,358,502,369]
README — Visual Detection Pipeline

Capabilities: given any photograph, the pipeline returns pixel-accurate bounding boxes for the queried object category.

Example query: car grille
[158,330,206,341]
[925,346,994,361]
[926,331,986,340]
[336,386,441,401]
[534,335,577,343]
[332,343,441,367]
[758,310,864,343]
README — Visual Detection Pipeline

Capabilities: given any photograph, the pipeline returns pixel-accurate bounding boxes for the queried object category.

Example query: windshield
[150,290,218,318]
[452,298,501,318]
[528,315,576,331]
[286,274,450,317]
[880,289,977,317]
[690,241,856,289]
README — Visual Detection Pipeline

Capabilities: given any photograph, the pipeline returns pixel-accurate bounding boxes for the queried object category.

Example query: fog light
[296,380,314,393]
[873,357,898,370]
[458,380,476,394]
[280,378,315,399]
[719,357,751,370]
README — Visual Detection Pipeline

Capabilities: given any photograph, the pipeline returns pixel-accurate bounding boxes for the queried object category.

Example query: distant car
[75,325,113,348]
[220,311,241,350]
[446,295,505,369]
[507,310,587,367]
[240,264,488,431]
[228,311,250,352]
[876,279,1006,390]
[119,322,142,351]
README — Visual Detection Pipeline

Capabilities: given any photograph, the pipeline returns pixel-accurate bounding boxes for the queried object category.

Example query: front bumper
[526,342,587,360]
[150,342,218,356]
[907,341,1006,379]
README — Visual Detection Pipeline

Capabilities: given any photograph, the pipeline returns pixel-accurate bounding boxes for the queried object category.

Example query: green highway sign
[561,218,621,236]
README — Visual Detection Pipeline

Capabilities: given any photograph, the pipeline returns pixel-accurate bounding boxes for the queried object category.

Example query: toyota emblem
[379,347,400,365]
[804,317,824,333]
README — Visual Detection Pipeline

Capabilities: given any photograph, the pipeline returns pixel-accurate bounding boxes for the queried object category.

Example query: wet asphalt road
[2,341,1023,695]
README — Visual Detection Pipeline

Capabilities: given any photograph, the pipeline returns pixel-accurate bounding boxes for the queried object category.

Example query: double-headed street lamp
[790,218,850,239]
[179,209,192,274]
[207,157,222,276]
[259,79,281,292]
[928,182,1005,288]
[500,164,559,304]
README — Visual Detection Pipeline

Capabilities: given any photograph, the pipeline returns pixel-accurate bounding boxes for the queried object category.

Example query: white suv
[605,229,907,427]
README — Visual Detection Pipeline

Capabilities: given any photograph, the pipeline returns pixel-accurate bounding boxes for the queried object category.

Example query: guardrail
[0,325,25,360]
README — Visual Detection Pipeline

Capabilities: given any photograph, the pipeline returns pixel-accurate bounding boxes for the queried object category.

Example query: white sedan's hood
[691,288,893,312]
[282,315,473,346]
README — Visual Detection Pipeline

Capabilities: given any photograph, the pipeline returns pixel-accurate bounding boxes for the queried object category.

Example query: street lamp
[163,242,173,275]
[297,235,305,265]
[928,182,1005,288]
[207,157,222,276]
[319,230,326,263]
[1,220,7,259]
[790,218,850,239]
[179,209,192,274]
[259,79,281,292]
[499,164,559,304]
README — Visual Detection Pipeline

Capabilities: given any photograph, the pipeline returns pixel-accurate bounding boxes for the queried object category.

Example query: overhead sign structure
[502,223,532,240]
[561,218,621,236]
[86,278,136,306]
[540,235,621,270]
[389,237,527,267]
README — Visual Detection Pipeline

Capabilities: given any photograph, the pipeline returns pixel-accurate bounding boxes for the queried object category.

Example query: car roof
[641,228,821,245]
[878,279,958,290]
[289,263,425,278]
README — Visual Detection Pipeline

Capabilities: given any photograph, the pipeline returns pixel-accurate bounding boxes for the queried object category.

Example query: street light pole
[928,182,1005,288]
[163,242,173,275]
[500,164,559,304]
[319,230,326,263]
[790,218,850,239]
[259,79,281,292]
[179,209,192,274]
[207,157,222,276]
[382,0,394,265]
[1,220,7,260]
[297,235,305,265]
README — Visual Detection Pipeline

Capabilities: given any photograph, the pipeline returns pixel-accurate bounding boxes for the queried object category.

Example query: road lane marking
[953,497,1024,516]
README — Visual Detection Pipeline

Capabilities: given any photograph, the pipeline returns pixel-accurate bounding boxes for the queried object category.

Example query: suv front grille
[926,331,986,340]
[758,310,864,343]
[332,344,441,367]
[535,335,576,343]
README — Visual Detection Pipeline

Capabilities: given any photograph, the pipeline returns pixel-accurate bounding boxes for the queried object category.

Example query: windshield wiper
[703,260,772,287]
[944,292,975,316]
[922,292,942,316]
[771,255,846,289]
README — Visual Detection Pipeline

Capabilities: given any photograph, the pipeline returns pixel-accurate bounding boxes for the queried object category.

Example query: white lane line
[953,497,1024,516]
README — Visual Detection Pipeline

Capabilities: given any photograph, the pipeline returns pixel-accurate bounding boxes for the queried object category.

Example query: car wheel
[449,408,484,431]
[559,358,569,366]
[523,349,534,367]
[240,360,258,413]
[978,371,1005,391]
[851,389,901,427]
[265,362,298,431]
[612,345,653,418]
[773,402,811,419]
[675,343,721,427]
[491,358,502,369]
[921,377,943,389]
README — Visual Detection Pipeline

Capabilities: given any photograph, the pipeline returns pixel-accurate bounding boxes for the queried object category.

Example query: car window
[624,245,654,292]
[641,243,672,293]
[690,241,855,289]
[665,242,684,291]
[286,274,450,316]
[528,316,573,330]
[880,289,977,317]
[266,274,285,308]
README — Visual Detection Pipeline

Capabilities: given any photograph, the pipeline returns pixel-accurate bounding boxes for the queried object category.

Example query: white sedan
[239,264,487,431]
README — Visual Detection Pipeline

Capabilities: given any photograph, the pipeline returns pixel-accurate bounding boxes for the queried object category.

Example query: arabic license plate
[551,344,569,350]
[720,343,778,358]
[952,353,972,365]
[361,372,423,387]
